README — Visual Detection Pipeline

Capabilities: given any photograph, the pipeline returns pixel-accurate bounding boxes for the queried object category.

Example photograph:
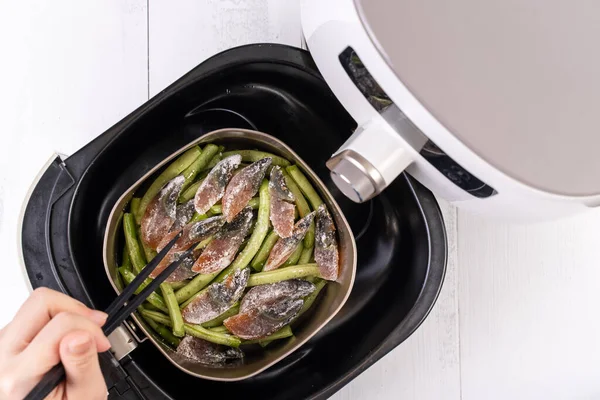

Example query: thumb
[59,331,108,400]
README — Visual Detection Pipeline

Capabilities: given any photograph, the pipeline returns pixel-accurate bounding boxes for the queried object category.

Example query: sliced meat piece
[194,155,242,215]
[150,216,225,279]
[156,229,180,255]
[141,175,185,250]
[156,199,196,252]
[176,336,243,365]
[223,297,303,340]
[239,279,315,313]
[269,166,295,238]
[162,250,198,282]
[187,216,227,242]
[222,158,272,222]
[191,207,254,274]
[268,166,294,202]
[156,229,179,254]
[314,204,339,281]
[263,212,315,271]
[172,199,196,232]
[181,268,250,324]
[270,199,295,238]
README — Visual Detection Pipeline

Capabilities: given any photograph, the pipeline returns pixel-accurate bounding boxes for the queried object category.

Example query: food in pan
[268,166,296,238]
[118,145,339,366]
[263,213,314,272]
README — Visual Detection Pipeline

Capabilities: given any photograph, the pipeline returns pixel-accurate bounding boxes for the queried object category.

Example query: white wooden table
[1,2,599,399]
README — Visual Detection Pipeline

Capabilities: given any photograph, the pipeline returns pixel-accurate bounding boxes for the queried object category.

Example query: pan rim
[102,128,357,381]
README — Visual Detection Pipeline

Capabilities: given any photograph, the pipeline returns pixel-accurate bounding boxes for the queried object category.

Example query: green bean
[298,245,313,265]
[208,204,222,215]
[142,302,162,312]
[121,241,132,271]
[297,279,327,319]
[243,326,293,345]
[118,267,168,312]
[201,304,240,328]
[181,144,219,191]
[197,168,211,181]
[139,309,174,328]
[184,324,241,347]
[251,230,279,271]
[283,243,303,267]
[209,326,229,333]
[160,283,185,337]
[179,179,203,203]
[189,212,208,224]
[144,295,168,313]
[194,236,213,251]
[202,146,225,170]
[118,267,149,294]
[138,226,157,262]
[283,170,314,248]
[247,264,320,287]
[222,150,290,167]
[175,272,218,304]
[215,180,270,282]
[239,237,250,252]
[136,146,201,222]
[123,213,146,273]
[141,314,181,347]
[210,197,259,215]
[305,221,315,252]
[139,309,241,347]
[170,281,188,291]
[130,197,141,218]
[205,152,222,169]
[285,166,324,210]
[283,172,311,217]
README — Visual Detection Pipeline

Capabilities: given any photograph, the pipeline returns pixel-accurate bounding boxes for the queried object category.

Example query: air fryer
[303,0,600,219]
[20,44,447,399]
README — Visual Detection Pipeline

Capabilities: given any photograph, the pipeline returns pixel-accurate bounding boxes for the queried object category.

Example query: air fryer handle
[326,118,413,203]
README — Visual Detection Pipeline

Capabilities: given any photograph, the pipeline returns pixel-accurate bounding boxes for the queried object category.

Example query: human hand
[0,287,111,399]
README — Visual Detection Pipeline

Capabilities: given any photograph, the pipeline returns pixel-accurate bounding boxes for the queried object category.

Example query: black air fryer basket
[21,44,447,399]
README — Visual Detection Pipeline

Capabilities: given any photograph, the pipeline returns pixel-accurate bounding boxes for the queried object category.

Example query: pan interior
[103,128,357,380]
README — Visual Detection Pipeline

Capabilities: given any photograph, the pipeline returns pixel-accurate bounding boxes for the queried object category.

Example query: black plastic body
[21,44,447,399]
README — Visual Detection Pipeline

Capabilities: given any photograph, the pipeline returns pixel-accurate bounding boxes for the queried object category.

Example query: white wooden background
[1,1,600,399]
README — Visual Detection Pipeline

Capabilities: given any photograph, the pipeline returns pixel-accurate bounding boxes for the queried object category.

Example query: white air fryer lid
[355,0,600,197]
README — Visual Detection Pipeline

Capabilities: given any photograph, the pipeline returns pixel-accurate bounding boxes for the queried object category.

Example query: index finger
[3,288,107,351]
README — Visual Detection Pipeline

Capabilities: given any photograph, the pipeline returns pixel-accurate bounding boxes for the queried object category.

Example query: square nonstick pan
[103,128,357,381]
